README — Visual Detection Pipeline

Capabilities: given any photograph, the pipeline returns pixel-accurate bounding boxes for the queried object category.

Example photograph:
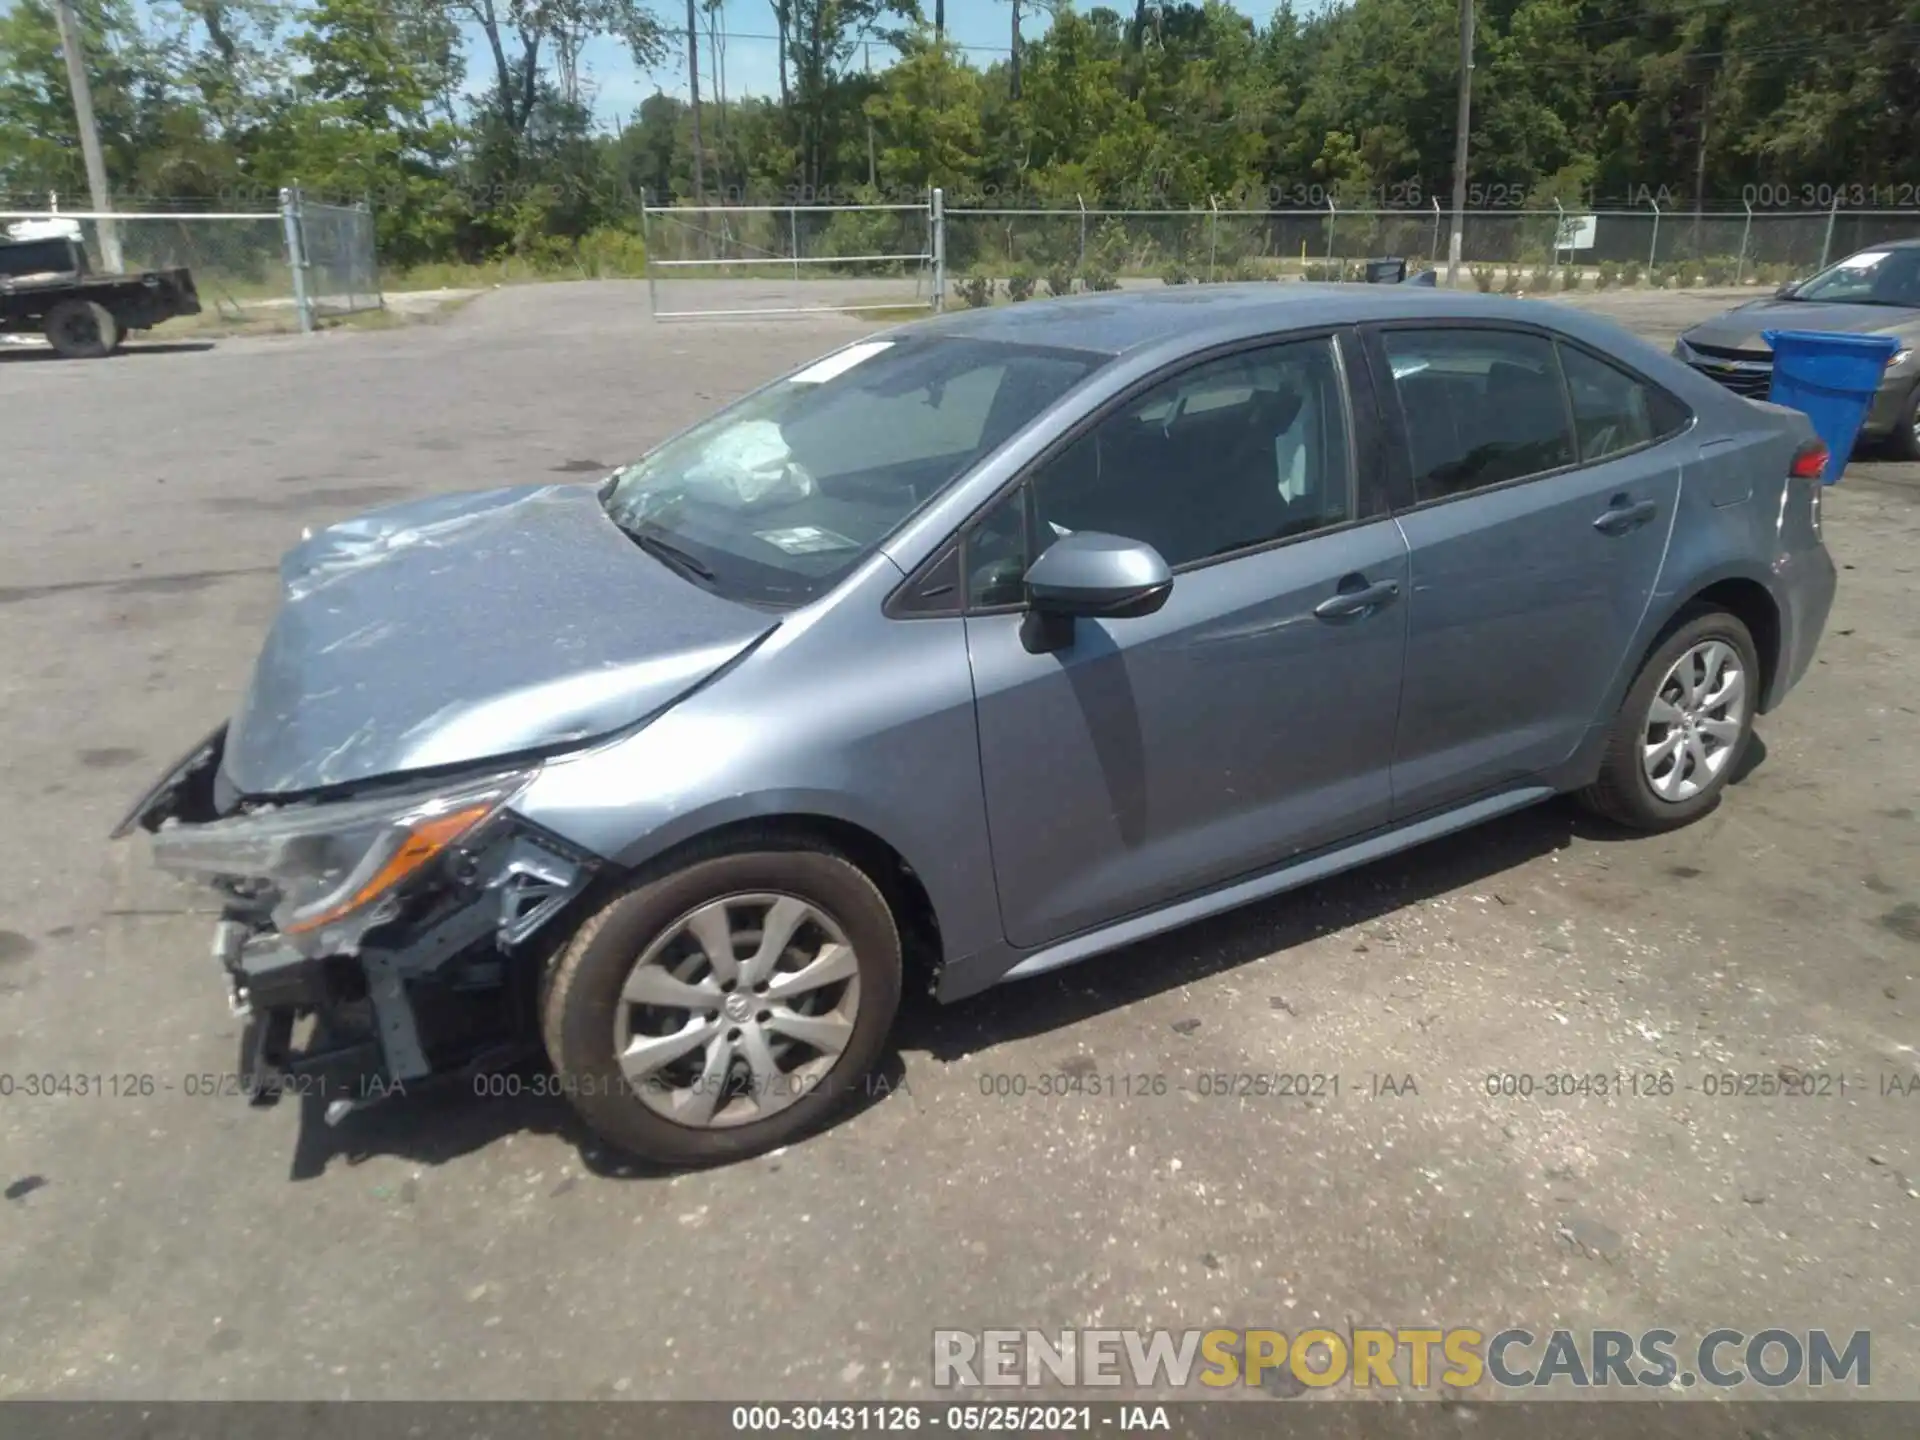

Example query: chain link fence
[1,208,294,327]
[3,190,382,335]
[938,205,1920,296]
[294,197,382,318]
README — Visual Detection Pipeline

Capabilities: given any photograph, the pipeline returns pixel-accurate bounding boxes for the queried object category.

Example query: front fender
[509,598,1006,967]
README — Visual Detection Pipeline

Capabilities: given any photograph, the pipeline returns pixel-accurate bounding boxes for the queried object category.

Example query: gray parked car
[117,286,1836,1166]
[1675,238,1920,458]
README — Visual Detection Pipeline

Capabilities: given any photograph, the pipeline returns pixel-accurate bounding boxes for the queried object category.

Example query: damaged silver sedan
[118,289,1835,1166]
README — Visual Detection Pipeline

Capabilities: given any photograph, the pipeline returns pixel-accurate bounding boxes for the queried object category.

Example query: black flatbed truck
[0,232,202,358]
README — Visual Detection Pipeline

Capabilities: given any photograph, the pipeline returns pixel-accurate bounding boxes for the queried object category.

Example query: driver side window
[960,336,1354,609]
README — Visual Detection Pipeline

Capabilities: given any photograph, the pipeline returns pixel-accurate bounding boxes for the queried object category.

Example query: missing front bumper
[202,825,600,1119]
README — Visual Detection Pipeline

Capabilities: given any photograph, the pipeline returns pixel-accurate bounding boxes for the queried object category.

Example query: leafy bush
[1523,265,1555,292]
[1617,260,1644,287]
[1596,262,1619,290]
[1701,254,1740,285]
[1161,261,1194,285]
[1646,263,1672,289]
[1470,264,1496,292]
[1089,218,1133,276]
[1006,266,1036,302]
[1302,262,1335,282]
[820,204,905,275]
[1044,266,1075,298]
[1501,266,1523,295]
[573,226,649,278]
[955,272,994,308]
[1082,268,1119,292]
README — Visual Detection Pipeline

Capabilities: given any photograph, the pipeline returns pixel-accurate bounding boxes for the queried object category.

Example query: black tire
[1577,607,1760,832]
[43,299,121,359]
[542,841,902,1166]
[1884,382,1920,462]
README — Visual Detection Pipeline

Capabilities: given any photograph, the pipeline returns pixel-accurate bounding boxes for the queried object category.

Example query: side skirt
[990,786,1558,989]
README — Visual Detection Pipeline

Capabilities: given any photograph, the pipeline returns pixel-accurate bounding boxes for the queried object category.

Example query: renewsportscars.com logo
[932,1328,1871,1391]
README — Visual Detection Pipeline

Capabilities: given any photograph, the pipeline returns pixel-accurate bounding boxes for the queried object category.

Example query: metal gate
[641,190,945,319]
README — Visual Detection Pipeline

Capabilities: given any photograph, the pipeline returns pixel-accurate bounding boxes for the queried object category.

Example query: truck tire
[44,299,121,358]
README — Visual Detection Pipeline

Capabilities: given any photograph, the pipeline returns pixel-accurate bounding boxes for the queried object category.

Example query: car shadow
[285,741,1772,1179]
[0,341,217,361]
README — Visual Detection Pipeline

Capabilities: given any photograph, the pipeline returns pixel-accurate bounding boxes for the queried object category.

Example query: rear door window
[1382,329,1577,502]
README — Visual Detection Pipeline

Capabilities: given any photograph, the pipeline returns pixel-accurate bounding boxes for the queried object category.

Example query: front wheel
[1885,381,1920,462]
[1577,609,1759,832]
[541,843,902,1166]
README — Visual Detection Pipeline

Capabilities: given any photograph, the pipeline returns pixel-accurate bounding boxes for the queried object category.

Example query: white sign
[1555,214,1598,251]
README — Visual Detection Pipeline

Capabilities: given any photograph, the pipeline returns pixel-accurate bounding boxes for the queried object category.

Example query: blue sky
[529,0,1324,127]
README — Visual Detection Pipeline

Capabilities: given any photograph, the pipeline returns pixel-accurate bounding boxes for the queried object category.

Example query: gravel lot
[1,281,1916,1403]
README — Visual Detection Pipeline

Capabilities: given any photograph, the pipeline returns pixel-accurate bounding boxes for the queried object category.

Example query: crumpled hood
[1683,300,1917,354]
[223,483,776,796]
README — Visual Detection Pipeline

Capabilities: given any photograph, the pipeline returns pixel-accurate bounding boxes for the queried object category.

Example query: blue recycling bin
[1761,329,1900,484]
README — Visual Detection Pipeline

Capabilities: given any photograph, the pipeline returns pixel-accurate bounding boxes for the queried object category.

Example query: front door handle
[1594,496,1659,535]
[1314,576,1401,620]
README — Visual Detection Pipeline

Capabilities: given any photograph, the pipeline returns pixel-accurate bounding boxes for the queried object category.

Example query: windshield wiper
[625,524,717,585]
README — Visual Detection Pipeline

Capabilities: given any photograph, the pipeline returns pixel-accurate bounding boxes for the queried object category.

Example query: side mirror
[1020,531,1171,652]
[1774,279,1800,299]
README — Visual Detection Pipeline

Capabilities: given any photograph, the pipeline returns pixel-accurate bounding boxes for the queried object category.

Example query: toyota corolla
[116,286,1837,1166]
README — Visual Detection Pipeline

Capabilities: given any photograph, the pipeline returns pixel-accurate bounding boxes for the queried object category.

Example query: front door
[1367,324,1690,817]
[963,334,1410,950]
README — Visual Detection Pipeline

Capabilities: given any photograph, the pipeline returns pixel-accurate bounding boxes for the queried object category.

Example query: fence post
[368,202,385,311]
[1207,195,1219,283]
[1552,199,1565,267]
[1325,196,1337,269]
[279,184,314,335]
[790,206,800,280]
[1430,196,1441,265]
[1819,193,1838,270]
[932,187,946,312]
[1736,200,1752,287]
[1647,195,1661,273]
[1077,193,1087,272]
[640,188,659,319]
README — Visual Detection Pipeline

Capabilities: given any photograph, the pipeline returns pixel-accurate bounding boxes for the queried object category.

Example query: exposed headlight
[151,769,534,949]
[1890,348,1913,368]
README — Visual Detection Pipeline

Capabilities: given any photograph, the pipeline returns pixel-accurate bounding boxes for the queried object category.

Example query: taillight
[1789,439,1829,480]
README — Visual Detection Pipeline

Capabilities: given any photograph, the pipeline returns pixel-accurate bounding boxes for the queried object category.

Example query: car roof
[901,283,1645,359]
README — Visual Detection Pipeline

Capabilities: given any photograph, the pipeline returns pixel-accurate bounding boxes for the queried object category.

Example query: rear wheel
[43,299,121,358]
[542,843,901,1166]
[1577,609,1759,832]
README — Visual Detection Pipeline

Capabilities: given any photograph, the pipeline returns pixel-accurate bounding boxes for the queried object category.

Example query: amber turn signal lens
[283,803,495,934]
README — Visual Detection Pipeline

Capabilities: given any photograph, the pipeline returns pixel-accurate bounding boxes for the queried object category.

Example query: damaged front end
[116,727,598,1123]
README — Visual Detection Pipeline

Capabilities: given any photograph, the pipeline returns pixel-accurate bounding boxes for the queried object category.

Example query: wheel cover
[56,308,100,348]
[611,893,861,1129]
[1642,639,1746,803]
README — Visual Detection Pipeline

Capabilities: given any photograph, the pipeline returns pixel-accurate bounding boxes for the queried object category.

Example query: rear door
[1366,323,1691,817]
[958,332,1411,949]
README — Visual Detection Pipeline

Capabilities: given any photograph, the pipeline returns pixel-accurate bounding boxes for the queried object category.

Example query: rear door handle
[1594,497,1659,535]
[1314,576,1401,620]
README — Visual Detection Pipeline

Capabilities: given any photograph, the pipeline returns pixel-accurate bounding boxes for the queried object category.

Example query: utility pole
[685,0,704,203]
[1692,89,1710,261]
[1010,0,1023,100]
[1445,0,1474,288]
[51,0,122,271]
[865,43,877,190]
